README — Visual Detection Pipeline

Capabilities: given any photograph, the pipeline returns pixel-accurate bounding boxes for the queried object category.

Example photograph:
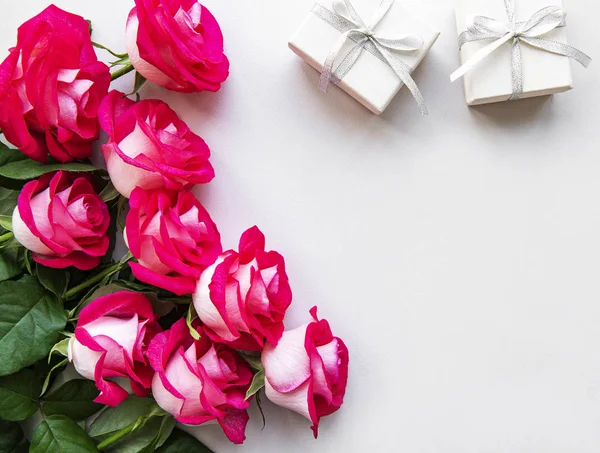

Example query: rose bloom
[262,307,349,437]
[125,0,229,93]
[148,318,253,444]
[0,5,110,162]
[193,226,292,351]
[12,171,110,270]
[98,90,215,198]
[125,187,222,296]
[68,292,162,406]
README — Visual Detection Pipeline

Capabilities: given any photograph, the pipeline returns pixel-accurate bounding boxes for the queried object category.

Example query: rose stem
[64,260,125,299]
[96,421,138,450]
[111,63,135,81]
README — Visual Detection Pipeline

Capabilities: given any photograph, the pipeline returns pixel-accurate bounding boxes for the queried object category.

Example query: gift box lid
[289,0,440,114]
[455,0,573,105]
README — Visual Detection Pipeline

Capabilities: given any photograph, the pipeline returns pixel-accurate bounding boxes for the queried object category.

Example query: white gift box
[289,0,440,115]
[455,0,574,106]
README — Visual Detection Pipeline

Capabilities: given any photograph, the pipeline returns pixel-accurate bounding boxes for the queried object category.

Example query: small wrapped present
[289,0,440,115]
[452,0,591,106]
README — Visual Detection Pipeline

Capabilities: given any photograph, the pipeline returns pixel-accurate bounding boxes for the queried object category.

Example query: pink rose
[193,226,292,351]
[125,0,229,93]
[262,307,349,438]
[98,90,215,198]
[125,188,222,296]
[147,319,253,444]
[68,292,162,406]
[0,5,110,163]
[12,171,110,270]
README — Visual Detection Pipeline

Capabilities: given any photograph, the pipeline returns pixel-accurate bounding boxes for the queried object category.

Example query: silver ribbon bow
[450,0,591,100]
[313,0,428,115]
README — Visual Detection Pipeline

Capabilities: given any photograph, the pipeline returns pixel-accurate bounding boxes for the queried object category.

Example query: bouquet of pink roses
[0,2,349,451]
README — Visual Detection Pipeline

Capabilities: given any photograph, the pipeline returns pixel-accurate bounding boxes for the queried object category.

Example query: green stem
[97,422,137,450]
[64,256,131,299]
[0,231,14,243]
[92,42,127,59]
[111,63,135,81]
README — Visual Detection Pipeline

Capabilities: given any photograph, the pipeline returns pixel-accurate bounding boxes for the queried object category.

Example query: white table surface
[3,1,600,452]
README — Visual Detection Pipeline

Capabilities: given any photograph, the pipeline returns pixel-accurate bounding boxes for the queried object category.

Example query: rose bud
[68,291,162,406]
[12,171,110,270]
[98,90,215,198]
[147,319,253,444]
[262,307,349,438]
[193,226,292,351]
[125,187,222,296]
[125,0,229,93]
[0,5,110,163]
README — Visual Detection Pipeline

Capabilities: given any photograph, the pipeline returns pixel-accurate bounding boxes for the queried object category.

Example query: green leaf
[156,429,215,453]
[110,55,131,68]
[0,275,67,376]
[48,337,70,361]
[23,250,33,275]
[0,187,18,216]
[255,390,266,429]
[0,247,23,283]
[99,182,120,203]
[41,379,102,420]
[186,305,201,340]
[30,415,99,453]
[88,395,157,438]
[0,144,27,167]
[0,419,29,453]
[245,369,265,401]
[40,358,68,397]
[107,416,176,453]
[0,368,42,421]
[0,215,12,231]
[86,19,93,35]
[0,146,27,190]
[129,72,147,96]
[238,351,264,372]
[0,159,99,180]
[36,264,69,299]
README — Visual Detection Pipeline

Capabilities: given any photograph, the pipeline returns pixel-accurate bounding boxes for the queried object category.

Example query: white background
[2,0,600,452]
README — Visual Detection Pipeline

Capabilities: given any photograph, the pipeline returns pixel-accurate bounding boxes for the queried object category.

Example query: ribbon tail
[451,32,515,82]
[509,38,523,100]
[520,37,592,68]
[331,39,368,84]
[319,31,357,92]
[377,45,428,116]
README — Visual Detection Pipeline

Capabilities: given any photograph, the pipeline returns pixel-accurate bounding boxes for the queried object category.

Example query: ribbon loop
[313,0,428,115]
[519,6,564,36]
[450,1,591,100]
[470,16,511,36]
[374,35,424,51]
[332,0,366,28]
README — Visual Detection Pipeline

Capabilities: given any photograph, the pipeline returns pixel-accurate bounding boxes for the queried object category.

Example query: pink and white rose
[147,318,253,444]
[68,291,162,406]
[125,187,222,296]
[125,0,229,93]
[12,171,110,270]
[193,226,292,351]
[262,307,349,438]
[98,90,215,198]
[0,5,110,162]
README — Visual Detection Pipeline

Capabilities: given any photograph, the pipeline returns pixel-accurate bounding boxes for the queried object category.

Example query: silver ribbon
[313,0,428,115]
[450,0,591,100]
